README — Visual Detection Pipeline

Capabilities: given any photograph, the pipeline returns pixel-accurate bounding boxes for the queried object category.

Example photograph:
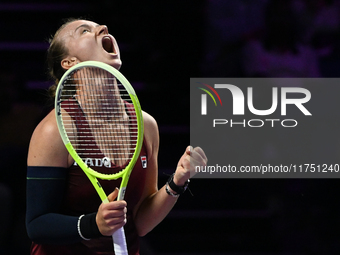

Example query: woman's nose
[97,25,108,35]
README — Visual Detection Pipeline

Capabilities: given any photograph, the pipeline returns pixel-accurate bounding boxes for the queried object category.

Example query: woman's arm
[26,111,126,243]
[133,112,207,236]
[26,111,83,244]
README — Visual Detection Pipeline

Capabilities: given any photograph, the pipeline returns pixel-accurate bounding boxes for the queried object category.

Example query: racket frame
[55,60,144,202]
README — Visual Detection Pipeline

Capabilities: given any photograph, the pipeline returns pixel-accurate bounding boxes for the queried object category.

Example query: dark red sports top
[31,99,148,255]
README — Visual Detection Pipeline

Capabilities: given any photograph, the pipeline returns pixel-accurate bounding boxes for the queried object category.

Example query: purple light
[0,3,89,12]
[0,42,49,50]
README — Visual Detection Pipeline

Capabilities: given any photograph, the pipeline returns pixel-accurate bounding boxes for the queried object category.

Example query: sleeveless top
[31,99,148,255]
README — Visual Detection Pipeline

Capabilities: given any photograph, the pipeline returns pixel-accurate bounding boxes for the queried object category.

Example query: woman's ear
[61,57,79,70]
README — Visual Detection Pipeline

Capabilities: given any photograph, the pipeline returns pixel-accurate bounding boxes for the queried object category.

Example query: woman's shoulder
[32,110,59,139]
[142,111,157,129]
[27,110,69,167]
[141,111,159,156]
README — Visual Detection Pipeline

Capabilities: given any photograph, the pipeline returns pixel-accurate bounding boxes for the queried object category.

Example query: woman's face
[58,20,122,70]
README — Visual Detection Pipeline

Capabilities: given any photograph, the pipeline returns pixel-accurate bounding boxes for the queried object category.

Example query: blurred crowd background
[1,0,340,254]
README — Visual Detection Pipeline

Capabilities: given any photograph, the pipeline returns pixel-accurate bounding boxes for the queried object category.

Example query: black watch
[166,173,190,196]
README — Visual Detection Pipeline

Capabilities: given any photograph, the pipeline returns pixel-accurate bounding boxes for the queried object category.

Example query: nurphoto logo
[199,84,312,128]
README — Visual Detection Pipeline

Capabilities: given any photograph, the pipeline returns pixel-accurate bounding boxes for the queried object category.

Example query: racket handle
[112,227,128,255]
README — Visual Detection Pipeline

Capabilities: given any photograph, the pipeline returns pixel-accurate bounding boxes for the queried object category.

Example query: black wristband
[167,173,190,195]
[79,213,104,239]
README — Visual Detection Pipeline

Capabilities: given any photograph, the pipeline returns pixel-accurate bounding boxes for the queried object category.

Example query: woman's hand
[174,146,207,186]
[96,188,127,236]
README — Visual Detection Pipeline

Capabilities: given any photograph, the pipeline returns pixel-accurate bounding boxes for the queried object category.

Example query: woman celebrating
[26,18,207,255]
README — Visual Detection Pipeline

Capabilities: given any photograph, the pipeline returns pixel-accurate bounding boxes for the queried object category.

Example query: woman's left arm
[133,112,207,236]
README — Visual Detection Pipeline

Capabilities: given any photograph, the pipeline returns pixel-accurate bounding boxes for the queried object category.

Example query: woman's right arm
[26,111,85,244]
[26,111,126,243]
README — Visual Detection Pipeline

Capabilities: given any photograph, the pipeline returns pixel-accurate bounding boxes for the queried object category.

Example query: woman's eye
[82,29,90,34]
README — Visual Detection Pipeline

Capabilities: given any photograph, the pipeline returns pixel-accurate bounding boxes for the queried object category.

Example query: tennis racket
[55,61,144,255]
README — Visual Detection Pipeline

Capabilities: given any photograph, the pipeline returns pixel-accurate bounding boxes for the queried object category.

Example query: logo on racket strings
[74,156,112,168]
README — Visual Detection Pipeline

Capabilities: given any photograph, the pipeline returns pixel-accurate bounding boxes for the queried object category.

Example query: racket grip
[112,227,128,255]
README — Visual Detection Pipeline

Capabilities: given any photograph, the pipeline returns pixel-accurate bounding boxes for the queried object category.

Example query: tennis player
[26,18,207,255]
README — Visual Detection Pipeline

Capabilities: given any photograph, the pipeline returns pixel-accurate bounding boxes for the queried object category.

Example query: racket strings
[60,67,138,172]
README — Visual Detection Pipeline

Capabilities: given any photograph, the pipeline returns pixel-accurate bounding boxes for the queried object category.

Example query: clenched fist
[173,146,207,186]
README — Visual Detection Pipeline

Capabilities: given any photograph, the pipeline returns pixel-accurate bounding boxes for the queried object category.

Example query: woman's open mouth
[102,36,116,54]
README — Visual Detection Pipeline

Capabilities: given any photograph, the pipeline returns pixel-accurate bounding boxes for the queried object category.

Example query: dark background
[1,0,340,254]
